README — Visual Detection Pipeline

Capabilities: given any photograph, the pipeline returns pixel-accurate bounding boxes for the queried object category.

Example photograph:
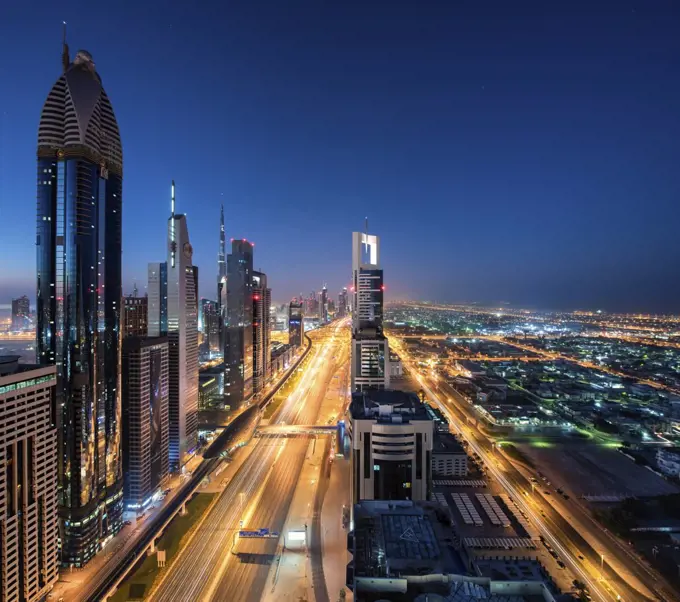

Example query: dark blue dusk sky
[1,1,680,312]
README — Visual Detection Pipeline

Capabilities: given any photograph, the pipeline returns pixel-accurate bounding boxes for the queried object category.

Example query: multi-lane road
[148,320,349,602]
[389,334,677,602]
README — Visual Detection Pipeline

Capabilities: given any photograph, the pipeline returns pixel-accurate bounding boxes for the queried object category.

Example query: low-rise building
[347,500,556,602]
[432,431,468,477]
[657,448,680,477]
[389,350,403,377]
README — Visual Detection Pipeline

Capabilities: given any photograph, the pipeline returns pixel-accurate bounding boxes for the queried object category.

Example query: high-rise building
[148,262,168,337]
[288,301,304,347]
[252,271,271,394]
[166,182,198,470]
[338,287,348,318]
[201,298,221,354]
[320,285,328,324]
[224,239,254,405]
[0,356,59,601]
[217,204,227,357]
[121,337,169,511]
[123,295,148,338]
[351,231,390,391]
[348,389,432,503]
[36,41,124,564]
[11,295,30,331]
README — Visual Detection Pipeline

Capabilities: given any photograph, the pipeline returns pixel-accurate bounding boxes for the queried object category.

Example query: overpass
[255,424,339,436]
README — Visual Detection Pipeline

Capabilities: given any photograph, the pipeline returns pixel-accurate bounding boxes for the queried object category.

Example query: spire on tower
[61,21,70,73]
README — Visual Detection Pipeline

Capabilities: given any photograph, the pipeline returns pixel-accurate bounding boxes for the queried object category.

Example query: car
[123,520,132,526]
[578,555,584,560]
[563,494,570,500]
[544,491,551,495]
[556,488,564,494]
[557,560,566,569]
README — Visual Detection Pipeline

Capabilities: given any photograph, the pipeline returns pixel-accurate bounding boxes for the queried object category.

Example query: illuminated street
[148,320,349,602]
[390,333,677,602]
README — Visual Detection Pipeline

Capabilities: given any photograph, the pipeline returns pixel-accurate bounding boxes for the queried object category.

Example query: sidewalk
[320,456,352,602]
[261,436,324,602]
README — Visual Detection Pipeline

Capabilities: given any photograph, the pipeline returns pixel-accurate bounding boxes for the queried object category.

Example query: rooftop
[433,432,466,454]
[350,389,431,422]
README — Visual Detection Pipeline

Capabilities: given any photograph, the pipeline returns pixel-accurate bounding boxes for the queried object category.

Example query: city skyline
[2,1,680,312]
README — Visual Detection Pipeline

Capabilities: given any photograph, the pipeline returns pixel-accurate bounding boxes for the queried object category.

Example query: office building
[432,432,468,477]
[252,271,271,394]
[199,365,225,411]
[320,285,328,324]
[11,295,30,331]
[148,262,168,337]
[348,389,433,503]
[201,298,221,354]
[121,337,169,510]
[36,42,124,564]
[166,182,198,470]
[0,357,59,601]
[288,301,304,347]
[224,239,254,405]
[351,231,390,391]
[123,295,148,338]
[338,287,348,318]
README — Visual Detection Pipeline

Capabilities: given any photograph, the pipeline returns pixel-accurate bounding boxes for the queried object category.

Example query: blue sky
[1,0,680,311]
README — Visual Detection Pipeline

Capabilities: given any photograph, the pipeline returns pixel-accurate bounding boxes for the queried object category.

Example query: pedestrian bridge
[255,424,339,436]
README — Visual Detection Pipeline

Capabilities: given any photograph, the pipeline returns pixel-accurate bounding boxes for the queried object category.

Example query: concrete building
[123,295,148,338]
[432,431,469,477]
[201,298,221,356]
[288,301,304,347]
[199,365,225,410]
[347,500,557,602]
[11,295,30,331]
[348,389,433,503]
[148,262,168,337]
[351,231,390,391]
[166,181,198,470]
[36,42,124,564]
[389,350,403,378]
[0,357,59,600]
[121,337,169,511]
[224,239,254,406]
[657,448,680,477]
[252,271,271,395]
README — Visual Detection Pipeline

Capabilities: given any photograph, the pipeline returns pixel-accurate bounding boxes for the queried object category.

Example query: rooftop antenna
[170,180,176,267]
[61,21,70,73]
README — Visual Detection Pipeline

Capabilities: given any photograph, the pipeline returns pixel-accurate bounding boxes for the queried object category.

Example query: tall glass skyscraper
[36,44,124,566]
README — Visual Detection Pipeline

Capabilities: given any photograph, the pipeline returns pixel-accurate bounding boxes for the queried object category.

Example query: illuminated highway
[390,335,675,602]
[148,320,349,602]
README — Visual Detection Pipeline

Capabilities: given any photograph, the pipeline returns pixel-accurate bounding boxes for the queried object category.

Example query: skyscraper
[148,262,168,337]
[122,336,169,510]
[351,231,390,391]
[224,239,254,405]
[320,285,328,324]
[288,301,304,347]
[338,287,348,318]
[217,204,227,357]
[252,271,271,394]
[36,40,124,564]
[11,295,30,330]
[123,295,148,338]
[201,298,221,354]
[0,357,60,601]
[166,182,198,470]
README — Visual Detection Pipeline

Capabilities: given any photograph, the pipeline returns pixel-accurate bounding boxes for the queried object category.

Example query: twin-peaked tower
[166,182,199,469]
[351,230,390,390]
[37,41,124,565]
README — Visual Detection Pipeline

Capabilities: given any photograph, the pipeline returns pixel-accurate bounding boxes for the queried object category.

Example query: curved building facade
[36,48,124,566]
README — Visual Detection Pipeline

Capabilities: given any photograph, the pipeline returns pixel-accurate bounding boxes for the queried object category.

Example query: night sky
[1,1,680,312]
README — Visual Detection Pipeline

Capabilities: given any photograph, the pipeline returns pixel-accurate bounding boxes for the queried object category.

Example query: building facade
[147,262,168,337]
[123,296,148,338]
[121,337,169,510]
[288,301,304,347]
[166,182,198,470]
[0,357,59,601]
[11,296,30,331]
[252,271,271,394]
[348,390,432,504]
[201,298,221,356]
[351,231,390,391]
[320,285,328,324]
[224,239,254,405]
[36,46,124,565]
